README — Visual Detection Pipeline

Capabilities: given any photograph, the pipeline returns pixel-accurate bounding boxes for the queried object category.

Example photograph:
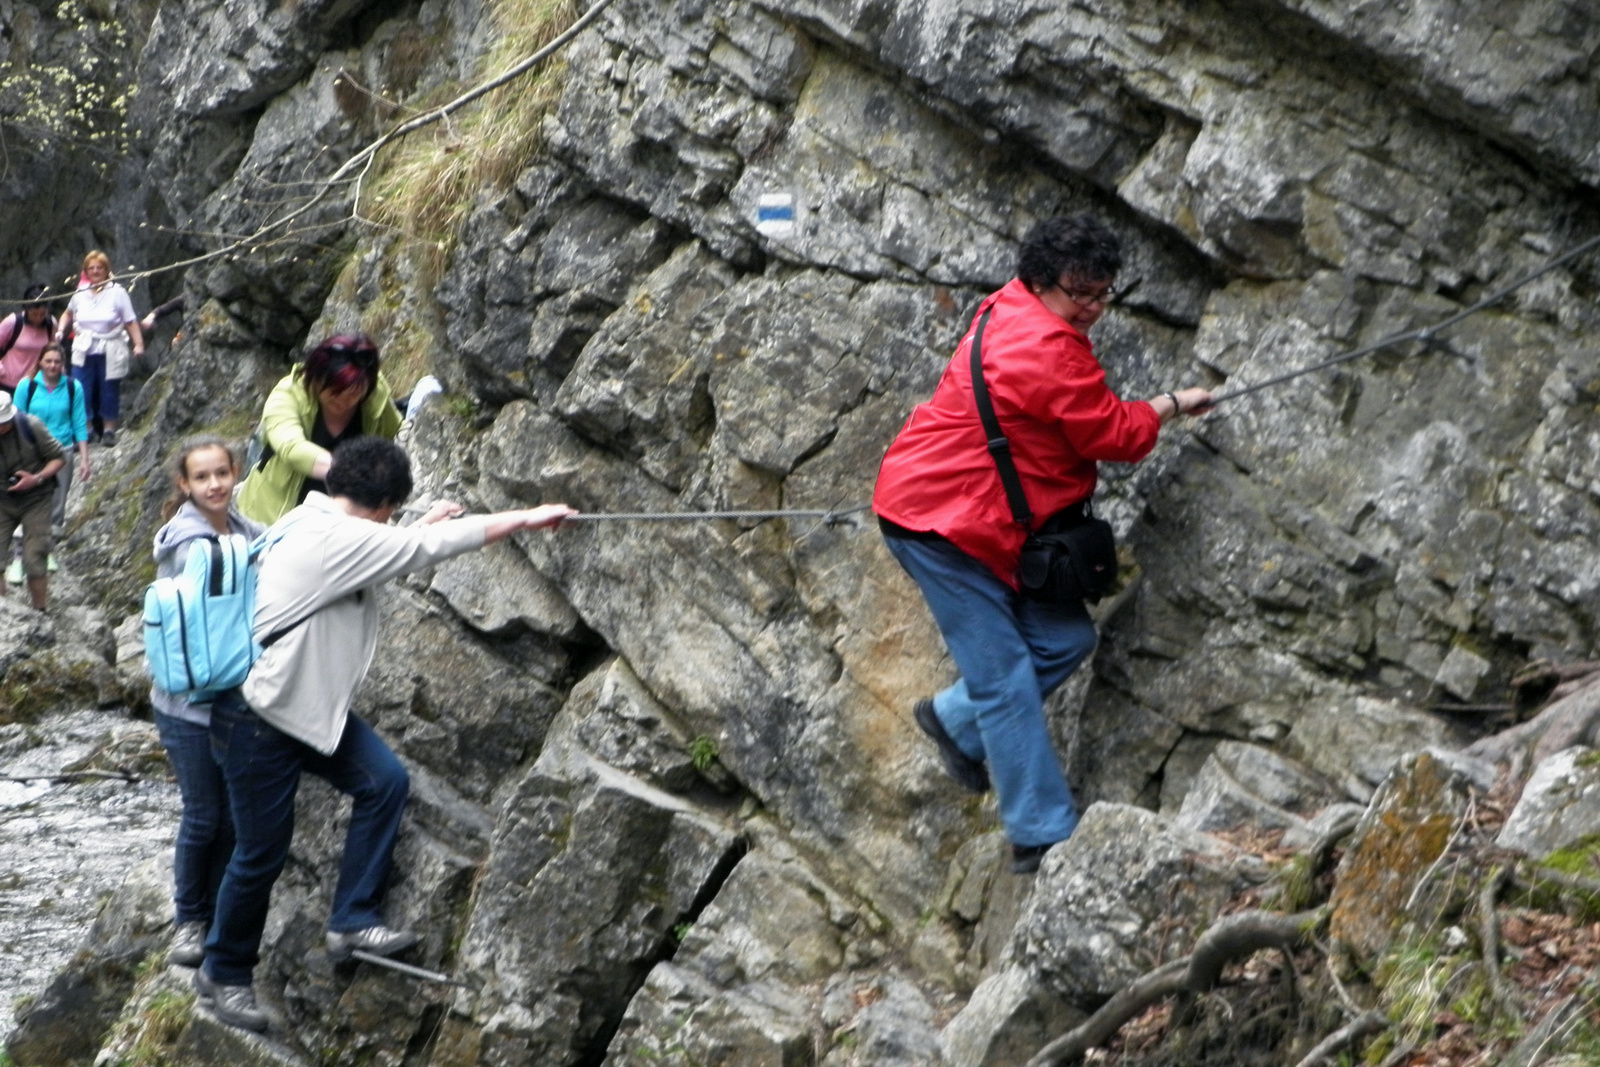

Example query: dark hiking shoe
[101,430,117,446]
[1010,842,1055,875]
[193,967,268,1032]
[326,924,419,963]
[168,920,207,968]
[913,698,990,793]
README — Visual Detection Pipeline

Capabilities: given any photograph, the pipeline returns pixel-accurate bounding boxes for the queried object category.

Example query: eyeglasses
[1051,277,1139,307]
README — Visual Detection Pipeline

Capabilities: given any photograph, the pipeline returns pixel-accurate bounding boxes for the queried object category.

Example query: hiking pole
[348,949,477,990]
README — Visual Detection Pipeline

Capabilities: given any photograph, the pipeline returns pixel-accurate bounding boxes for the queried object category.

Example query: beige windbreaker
[241,493,491,754]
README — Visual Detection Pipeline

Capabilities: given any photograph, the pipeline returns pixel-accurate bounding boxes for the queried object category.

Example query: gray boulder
[1015,803,1253,1003]
[1498,747,1600,861]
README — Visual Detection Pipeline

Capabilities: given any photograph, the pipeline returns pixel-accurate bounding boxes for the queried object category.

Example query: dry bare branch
[1479,865,1516,1018]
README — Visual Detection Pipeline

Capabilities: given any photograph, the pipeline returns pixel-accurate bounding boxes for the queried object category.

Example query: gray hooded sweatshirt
[149,501,266,724]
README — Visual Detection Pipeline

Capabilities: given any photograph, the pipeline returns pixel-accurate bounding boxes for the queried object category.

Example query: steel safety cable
[1209,229,1600,404]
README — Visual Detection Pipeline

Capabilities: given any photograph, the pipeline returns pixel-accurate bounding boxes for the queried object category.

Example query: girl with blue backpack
[151,436,264,968]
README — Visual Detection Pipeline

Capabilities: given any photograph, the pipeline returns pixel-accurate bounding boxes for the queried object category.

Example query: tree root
[1024,907,1329,1067]
[1289,1011,1386,1067]
[1306,809,1361,876]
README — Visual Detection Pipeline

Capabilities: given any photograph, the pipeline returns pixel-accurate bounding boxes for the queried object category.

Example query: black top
[296,410,363,503]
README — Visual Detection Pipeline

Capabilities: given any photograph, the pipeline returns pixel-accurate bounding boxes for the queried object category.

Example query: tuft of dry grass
[362,0,577,281]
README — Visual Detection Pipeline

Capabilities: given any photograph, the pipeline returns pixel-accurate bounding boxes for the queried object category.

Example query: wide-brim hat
[0,394,17,424]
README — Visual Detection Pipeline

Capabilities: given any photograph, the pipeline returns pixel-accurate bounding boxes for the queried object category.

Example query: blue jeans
[204,689,409,985]
[154,711,234,926]
[886,534,1098,848]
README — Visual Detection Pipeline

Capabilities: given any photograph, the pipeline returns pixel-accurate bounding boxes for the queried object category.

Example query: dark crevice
[571,836,752,1067]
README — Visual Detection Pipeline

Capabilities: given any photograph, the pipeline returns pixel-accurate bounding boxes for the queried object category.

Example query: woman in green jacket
[237,335,404,524]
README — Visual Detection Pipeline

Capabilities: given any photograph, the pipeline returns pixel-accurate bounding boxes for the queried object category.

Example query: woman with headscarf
[236,334,403,525]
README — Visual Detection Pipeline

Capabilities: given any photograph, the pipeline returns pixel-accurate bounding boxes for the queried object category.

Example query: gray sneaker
[325,924,419,963]
[193,967,267,1032]
[168,920,207,968]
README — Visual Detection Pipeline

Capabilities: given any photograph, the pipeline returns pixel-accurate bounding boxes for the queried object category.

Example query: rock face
[9,0,1600,1062]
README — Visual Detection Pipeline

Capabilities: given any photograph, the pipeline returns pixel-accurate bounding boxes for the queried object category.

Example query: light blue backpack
[142,523,301,698]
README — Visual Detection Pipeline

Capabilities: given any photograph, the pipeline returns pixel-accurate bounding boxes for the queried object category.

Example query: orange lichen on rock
[1328,752,1469,962]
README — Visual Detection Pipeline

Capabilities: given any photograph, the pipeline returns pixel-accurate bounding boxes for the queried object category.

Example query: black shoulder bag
[970,308,1119,604]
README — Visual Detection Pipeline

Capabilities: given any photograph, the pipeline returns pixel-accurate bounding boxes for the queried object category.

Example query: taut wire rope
[1209,229,1600,402]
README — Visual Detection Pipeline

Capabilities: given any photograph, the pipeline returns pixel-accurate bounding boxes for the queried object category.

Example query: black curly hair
[1016,215,1123,291]
[326,437,413,509]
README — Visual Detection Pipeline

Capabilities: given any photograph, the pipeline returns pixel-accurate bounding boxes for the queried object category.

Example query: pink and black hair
[302,333,380,399]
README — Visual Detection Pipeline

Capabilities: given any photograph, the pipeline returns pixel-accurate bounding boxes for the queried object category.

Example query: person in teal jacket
[236,334,403,525]
[15,345,91,535]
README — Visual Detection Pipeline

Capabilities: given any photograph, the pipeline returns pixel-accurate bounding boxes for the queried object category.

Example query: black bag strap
[0,313,23,360]
[968,308,1034,530]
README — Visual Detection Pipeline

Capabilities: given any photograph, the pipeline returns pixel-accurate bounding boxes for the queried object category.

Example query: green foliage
[672,921,693,943]
[689,736,719,773]
[0,0,137,171]
[1539,834,1600,877]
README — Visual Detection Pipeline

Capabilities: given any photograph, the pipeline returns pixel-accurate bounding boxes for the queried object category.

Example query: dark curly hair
[1016,215,1123,291]
[326,436,413,510]
[302,333,380,399]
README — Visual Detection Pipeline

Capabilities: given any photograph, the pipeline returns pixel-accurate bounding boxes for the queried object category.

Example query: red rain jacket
[873,278,1161,587]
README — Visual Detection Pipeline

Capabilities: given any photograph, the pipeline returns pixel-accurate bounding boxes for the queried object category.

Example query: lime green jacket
[237,368,403,524]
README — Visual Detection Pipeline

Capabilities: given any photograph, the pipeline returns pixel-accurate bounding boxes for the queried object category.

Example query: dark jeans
[204,689,409,985]
[71,352,120,423]
[154,711,234,926]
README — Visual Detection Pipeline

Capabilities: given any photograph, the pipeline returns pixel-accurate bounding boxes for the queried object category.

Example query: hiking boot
[326,924,419,963]
[1010,842,1055,875]
[193,967,268,1032]
[168,920,207,968]
[101,430,117,447]
[913,699,990,793]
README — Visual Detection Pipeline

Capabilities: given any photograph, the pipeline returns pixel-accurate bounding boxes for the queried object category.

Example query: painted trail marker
[756,192,796,237]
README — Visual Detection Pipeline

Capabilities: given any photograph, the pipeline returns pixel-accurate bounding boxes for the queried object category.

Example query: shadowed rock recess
[7,0,1600,1063]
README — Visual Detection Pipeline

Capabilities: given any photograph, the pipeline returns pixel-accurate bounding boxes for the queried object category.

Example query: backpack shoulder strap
[0,313,22,360]
[968,307,1034,530]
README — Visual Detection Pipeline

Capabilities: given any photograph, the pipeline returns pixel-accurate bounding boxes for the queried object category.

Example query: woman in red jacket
[874,215,1213,874]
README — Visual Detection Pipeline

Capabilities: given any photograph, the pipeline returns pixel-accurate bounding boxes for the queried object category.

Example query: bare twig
[1291,1011,1386,1067]
[1479,865,1516,1018]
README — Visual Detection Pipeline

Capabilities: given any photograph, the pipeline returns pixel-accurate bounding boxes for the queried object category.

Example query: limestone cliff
[5,0,1600,1063]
